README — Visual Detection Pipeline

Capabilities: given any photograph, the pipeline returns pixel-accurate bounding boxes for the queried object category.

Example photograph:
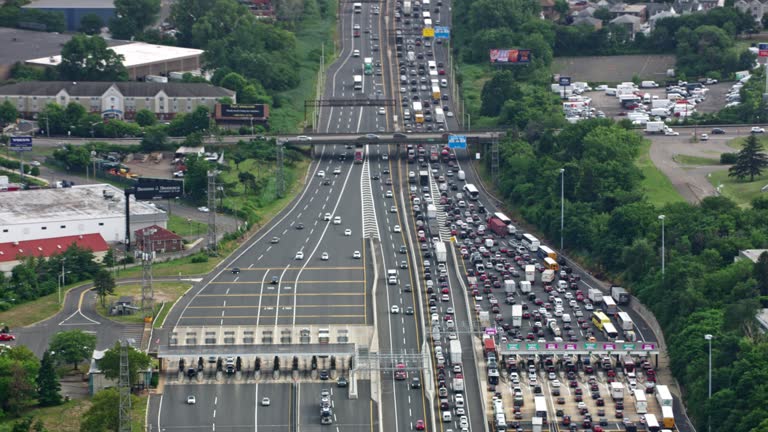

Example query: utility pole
[658,214,666,276]
[118,339,132,432]
[206,171,218,254]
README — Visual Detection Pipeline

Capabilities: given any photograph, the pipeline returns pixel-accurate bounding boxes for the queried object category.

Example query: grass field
[457,63,499,128]
[727,135,768,150]
[672,154,722,166]
[636,140,687,207]
[167,214,207,237]
[0,291,63,328]
[95,282,192,325]
[268,9,338,133]
[0,394,147,432]
[708,170,768,208]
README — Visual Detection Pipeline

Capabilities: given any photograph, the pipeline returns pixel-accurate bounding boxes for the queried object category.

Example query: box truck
[588,288,603,303]
[504,280,516,294]
[435,242,447,263]
[542,269,555,283]
[450,339,462,364]
[611,286,630,304]
[520,281,531,294]
[525,265,535,282]
[611,382,624,400]
[512,304,523,327]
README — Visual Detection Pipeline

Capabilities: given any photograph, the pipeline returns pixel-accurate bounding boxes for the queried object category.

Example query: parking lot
[553,55,676,83]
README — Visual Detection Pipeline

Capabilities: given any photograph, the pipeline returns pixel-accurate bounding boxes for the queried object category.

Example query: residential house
[134,225,184,254]
[610,14,643,38]
[735,0,765,23]
[609,3,647,22]
[648,9,679,30]
[540,0,561,20]
[572,15,604,29]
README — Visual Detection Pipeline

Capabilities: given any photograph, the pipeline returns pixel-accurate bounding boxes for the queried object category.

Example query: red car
[415,419,425,430]
[0,334,15,341]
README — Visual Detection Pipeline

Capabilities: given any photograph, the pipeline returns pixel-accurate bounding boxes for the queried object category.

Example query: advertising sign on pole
[9,136,32,152]
[760,43,768,57]
[133,178,184,200]
[489,49,531,65]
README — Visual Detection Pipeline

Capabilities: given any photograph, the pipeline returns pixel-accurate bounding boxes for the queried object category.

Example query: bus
[521,233,540,252]
[645,413,661,432]
[617,311,633,332]
[353,2,362,13]
[543,257,559,271]
[363,57,373,75]
[602,296,617,315]
[434,107,445,124]
[424,18,432,28]
[603,322,618,339]
[538,245,557,262]
[463,183,479,200]
[591,311,611,331]
[534,396,547,420]
[353,75,362,91]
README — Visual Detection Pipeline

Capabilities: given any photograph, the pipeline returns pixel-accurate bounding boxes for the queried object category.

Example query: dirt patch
[553,54,676,83]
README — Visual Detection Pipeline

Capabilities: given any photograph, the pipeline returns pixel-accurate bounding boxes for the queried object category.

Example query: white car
[324,213,332,221]
[390,206,397,213]
[353,49,360,57]
[321,252,329,260]
[700,133,709,141]
[333,167,341,175]
[186,395,196,405]
[345,229,352,236]
[552,380,561,388]
[752,127,766,134]
[297,135,312,141]
[391,305,400,314]
[333,216,342,225]
[261,397,271,406]
[317,170,325,177]
[295,251,304,260]
[382,154,388,160]
[393,225,401,233]
[385,190,393,198]
[378,107,386,115]
[664,130,679,136]
[353,250,361,259]
[459,417,469,429]
[197,206,209,212]
[455,394,465,407]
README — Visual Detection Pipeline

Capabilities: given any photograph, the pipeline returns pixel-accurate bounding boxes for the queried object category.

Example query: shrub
[720,152,738,164]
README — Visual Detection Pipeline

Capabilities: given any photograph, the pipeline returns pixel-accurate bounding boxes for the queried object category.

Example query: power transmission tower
[206,170,218,254]
[140,228,155,322]
[490,133,500,185]
[118,340,132,432]
[275,141,285,198]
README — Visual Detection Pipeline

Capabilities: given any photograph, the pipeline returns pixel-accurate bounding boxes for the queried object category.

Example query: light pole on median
[705,333,713,432]
[560,168,565,251]
[658,214,666,276]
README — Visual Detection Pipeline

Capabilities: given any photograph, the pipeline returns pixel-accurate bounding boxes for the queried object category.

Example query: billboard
[214,103,269,121]
[760,43,768,57]
[489,49,531,65]
[133,178,183,200]
[9,136,32,152]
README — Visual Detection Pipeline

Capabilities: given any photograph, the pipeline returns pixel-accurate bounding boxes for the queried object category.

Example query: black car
[711,128,726,134]
[337,376,348,387]
[231,268,240,274]
[411,377,421,388]
[319,369,329,380]
[296,223,304,230]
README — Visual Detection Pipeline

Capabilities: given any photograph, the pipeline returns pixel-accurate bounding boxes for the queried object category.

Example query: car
[319,369,330,380]
[411,377,421,388]
[295,251,304,260]
[752,127,766,134]
[353,250,361,259]
[333,167,341,175]
[186,395,196,405]
[197,206,209,212]
[295,223,304,230]
[271,276,279,284]
[390,206,397,213]
[270,237,280,244]
[321,252,329,260]
[378,107,386,115]
[391,305,400,314]
[345,229,352,236]
[337,376,348,387]
[700,133,709,141]
[324,213,332,221]
[366,133,380,140]
[297,135,312,141]
[317,170,325,178]
[394,225,401,233]
[405,306,414,315]
[711,128,726,134]
[415,420,425,430]
[353,49,360,57]
[386,190,393,198]
[664,130,679,136]
[231,268,240,274]
[261,397,271,406]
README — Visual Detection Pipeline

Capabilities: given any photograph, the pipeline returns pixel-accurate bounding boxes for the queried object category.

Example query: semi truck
[525,265,535,282]
[512,304,523,327]
[611,286,630,304]
[450,340,462,364]
[542,269,555,283]
[520,281,531,294]
[488,217,508,237]
[588,288,603,303]
[435,242,447,263]
[611,382,624,400]
[483,338,496,358]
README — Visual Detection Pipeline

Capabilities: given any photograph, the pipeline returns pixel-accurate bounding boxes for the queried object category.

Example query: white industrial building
[0,184,167,245]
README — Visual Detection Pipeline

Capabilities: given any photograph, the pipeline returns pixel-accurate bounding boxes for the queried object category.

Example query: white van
[605,88,617,96]
[442,411,452,422]
[457,170,465,180]
[562,313,572,323]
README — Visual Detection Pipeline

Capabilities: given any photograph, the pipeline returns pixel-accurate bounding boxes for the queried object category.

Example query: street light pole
[560,168,565,251]
[658,215,666,276]
[58,258,66,304]
[705,333,713,432]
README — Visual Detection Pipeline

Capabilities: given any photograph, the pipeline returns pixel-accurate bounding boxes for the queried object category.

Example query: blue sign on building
[9,136,32,152]
[448,135,466,149]
[434,26,450,39]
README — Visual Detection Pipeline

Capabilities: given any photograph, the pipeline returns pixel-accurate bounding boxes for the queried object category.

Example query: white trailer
[611,382,624,400]
[634,389,647,414]
[542,269,555,283]
[449,339,462,364]
[525,265,535,282]
[512,304,523,328]
[520,281,531,294]
[435,242,447,263]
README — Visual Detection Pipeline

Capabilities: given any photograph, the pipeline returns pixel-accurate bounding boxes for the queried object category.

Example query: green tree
[728,134,768,182]
[36,351,61,407]
[0,100,18,126]
[134,108,156,127]
[110,0,161,39]
[98,342,152,386]
[79,13,104,35]
[480,70,518,116]
[93,269,115,307]
[49,330,97,369]
[10,416,47,432]
[53,144,91,172]
[755,251,768,296]
[183,155,213,203]
[140,125,170,152]
[0,346,40,417]
[58,35,128,82]
[79,388,120,432]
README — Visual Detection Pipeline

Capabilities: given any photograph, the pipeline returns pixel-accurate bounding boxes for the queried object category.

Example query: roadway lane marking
[304,204,309,210]
[233,277,239,283]
[266,246,272,252]
[255,269,270,326]
[254,384,259,432]
[224,266,364,271]
[273,264,292,329]
[197,292,366,297]
[248,264,254,269]
[257,254,263,261]
[282,229,288,235]
[179,314,366,319]
[213,410,216,418]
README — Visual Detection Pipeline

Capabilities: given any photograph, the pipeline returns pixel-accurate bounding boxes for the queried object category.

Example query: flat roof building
[23,0,117,32]
[27,42,204,80]
[0,184,167,245]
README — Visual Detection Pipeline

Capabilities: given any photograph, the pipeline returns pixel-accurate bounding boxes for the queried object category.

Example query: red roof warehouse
[0,233,109,273]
